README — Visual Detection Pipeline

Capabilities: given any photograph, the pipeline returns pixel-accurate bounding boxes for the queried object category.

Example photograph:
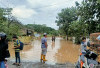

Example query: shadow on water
[8,37,80,65]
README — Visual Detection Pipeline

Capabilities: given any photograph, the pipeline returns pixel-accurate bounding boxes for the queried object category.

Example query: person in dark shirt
[0,33,8,68]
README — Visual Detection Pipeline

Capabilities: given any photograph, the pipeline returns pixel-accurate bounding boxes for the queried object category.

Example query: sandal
[17,63,21,66]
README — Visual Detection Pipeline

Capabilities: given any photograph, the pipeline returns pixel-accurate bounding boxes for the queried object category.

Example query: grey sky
[0,0,82,30]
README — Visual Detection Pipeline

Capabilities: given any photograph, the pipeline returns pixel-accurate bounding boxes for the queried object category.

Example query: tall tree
[56,7,78,39]
[76,0,100,34]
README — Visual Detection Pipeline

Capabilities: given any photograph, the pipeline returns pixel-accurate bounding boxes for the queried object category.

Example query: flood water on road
[9,37,80,65]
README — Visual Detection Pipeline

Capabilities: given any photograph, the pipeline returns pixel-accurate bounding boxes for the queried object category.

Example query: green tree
[0,8,24,40]
[26,24,58,35]
[68,21,88,44]
[56,7,78,39]
[76,0,100,34]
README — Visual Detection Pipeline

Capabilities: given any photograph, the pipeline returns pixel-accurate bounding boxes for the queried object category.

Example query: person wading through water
[40,33,48,63]
[52,36,55,42]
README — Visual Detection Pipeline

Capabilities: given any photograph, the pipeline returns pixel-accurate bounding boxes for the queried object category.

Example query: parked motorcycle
[75,50,98,68]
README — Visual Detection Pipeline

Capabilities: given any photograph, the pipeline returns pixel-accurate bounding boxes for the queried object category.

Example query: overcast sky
[0,0,82,30]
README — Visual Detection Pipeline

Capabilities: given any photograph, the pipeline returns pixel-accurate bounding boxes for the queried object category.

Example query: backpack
[17,40,24,50]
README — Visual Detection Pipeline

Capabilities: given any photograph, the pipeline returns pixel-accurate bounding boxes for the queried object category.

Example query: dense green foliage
[56,0,100,43]
[0,8,24,40]
[26,24,59,36]
[56,7,78,36]
[76,0,100,34]
[1,0,100,42]
[0,7,59,40]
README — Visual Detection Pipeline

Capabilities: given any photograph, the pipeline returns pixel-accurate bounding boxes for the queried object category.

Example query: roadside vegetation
[56,0,100,44]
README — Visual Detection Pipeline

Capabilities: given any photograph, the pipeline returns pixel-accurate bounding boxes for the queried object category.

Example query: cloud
[48,23,59,30]
[27,0,67,9]
[27,0,82,12]
[9,0,82,30]
[25,0,82,30]
[11,5,37,19]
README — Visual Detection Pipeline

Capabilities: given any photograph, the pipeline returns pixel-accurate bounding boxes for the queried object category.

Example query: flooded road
[8,37,80,65]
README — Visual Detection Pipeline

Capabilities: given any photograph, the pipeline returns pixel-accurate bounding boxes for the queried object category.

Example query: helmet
[0,32,7,40]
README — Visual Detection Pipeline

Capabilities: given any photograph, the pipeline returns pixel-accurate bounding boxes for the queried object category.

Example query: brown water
[8,37,80,64]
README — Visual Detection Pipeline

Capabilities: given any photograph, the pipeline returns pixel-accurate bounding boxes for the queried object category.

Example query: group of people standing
[0,32,54,68]
[1,31,99,68]
[0,33,23,68]
[0,32,55,68]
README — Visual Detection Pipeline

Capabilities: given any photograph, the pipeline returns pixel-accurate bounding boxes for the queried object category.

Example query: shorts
[41,48,47,55]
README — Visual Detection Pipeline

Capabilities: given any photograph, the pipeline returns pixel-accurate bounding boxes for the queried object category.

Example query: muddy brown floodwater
[8,37,80,65]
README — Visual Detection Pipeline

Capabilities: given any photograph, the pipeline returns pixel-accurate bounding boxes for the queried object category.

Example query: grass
[19,36,33,44]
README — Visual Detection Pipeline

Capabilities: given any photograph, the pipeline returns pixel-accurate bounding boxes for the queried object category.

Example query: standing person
[52,36,55,42]
[40,33,48,63]
[0,33,8,68]
[81,37,87,54]
[12,35,21,66]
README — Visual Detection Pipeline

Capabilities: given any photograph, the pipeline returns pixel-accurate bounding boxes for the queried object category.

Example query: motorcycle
[75,50,98,68]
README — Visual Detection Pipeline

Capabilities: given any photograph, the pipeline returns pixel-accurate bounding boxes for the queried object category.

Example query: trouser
[81,52,86,63]
[15,52,20,63]
[41,48,47,55]
[0,61,5,68]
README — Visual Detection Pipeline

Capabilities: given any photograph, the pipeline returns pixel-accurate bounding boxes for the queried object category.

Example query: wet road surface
[8,37,80,65]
